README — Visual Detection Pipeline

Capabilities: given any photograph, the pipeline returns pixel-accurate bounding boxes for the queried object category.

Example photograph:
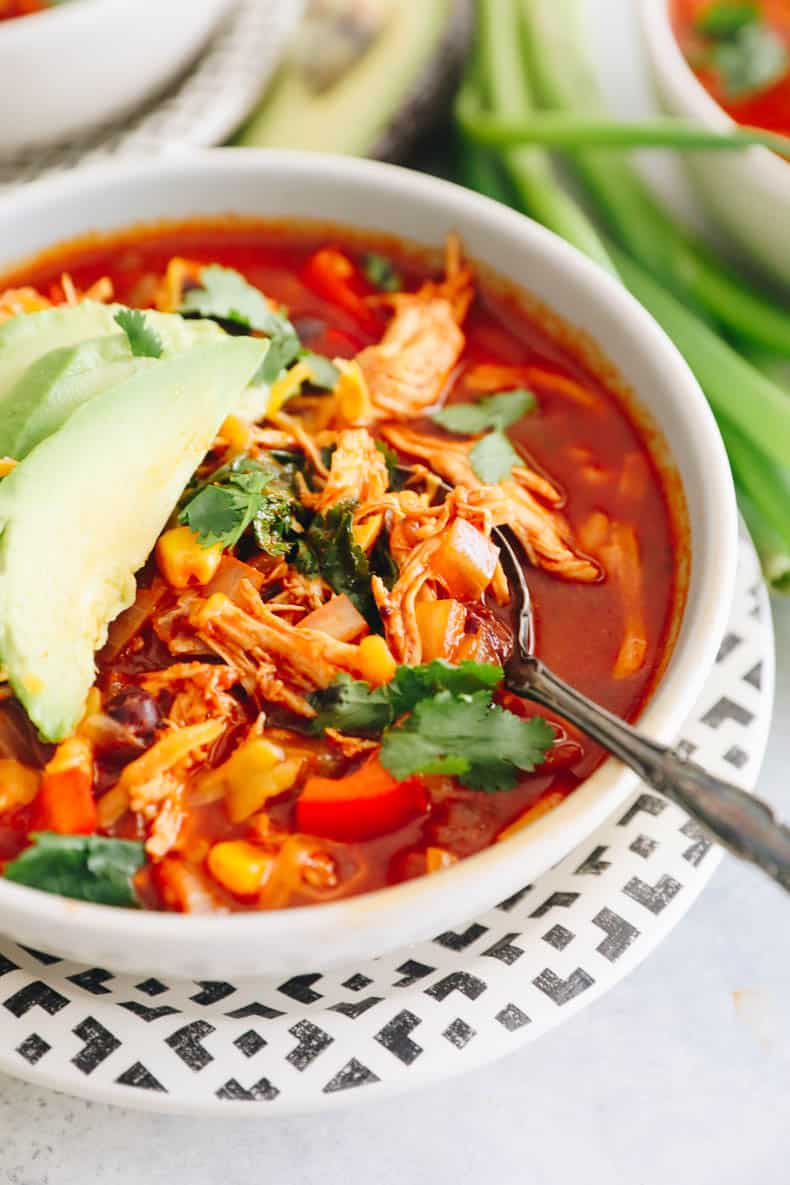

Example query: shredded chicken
[382,424,599,583]
[354,237,474,421]
[309,428,389,514]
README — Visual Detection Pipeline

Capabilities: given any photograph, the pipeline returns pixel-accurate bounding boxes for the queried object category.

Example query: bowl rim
[0,0,232,42]
[0,148,738,964]
[639,0,789,197]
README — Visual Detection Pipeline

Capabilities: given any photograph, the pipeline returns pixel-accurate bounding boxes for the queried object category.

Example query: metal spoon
[494,522,790,892]
[398,466,790,891]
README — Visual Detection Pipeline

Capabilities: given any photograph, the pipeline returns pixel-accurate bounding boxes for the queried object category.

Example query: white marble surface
[0,598,787,1183]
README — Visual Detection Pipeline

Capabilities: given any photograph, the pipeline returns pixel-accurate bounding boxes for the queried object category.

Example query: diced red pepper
[296,755,428,842]
[303,248,381,334]
[31,766,97,835]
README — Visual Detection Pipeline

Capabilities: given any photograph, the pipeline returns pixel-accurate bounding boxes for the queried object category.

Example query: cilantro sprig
[180,265,301,383]
[114,308,163,358]
[694,2,788,98]
[179,455,294,554]
[432,388,536,483]
[296,501,382,625]
[362,252,402,293]
[432,389,535,434]
[310,660,554,792]
[3,833,145,908]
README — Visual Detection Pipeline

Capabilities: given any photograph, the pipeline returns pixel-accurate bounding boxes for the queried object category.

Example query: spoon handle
[507,657,790,891]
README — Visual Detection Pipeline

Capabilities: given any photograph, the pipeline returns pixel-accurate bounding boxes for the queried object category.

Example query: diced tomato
[303,248,381,334]
[296,755,428,842]
[31,767,97,835]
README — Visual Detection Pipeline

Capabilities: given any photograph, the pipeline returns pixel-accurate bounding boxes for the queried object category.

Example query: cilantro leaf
[710,21,788,97]
[4,833,145,907]
[432,389,535,435]
[310,672,394,736]
[695,1,759,39]
[114,308,163,358]
[309,659,504,735]
[255,329,301,385]
[380,690,555,792]
[301,351,340,390]
[469,429,524,483]
[180,265,281,333]
[179,455,294,553]
[310,661,550,792]
[251,489,293,556]
[362,252,402,292]
[297,501,378,625]
[179,265,302,384]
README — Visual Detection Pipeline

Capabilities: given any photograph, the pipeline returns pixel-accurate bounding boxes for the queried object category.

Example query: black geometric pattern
[629,834,657,859]
[375,1010,422,1065]
[443,1019,475,1049]
[16,1033,50,1065]
[72,1017,121,1075]
[234,1030,266,1058]
[0,535,770,1111]
[623,874,682,915]
[286,1020,333,1071]
[542,924,574,951]
[166,1021,215,1071]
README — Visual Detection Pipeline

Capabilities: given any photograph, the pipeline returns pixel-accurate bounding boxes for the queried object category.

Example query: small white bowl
[0,0,234,158]
[640,0,790,287]
[0,150,738,978]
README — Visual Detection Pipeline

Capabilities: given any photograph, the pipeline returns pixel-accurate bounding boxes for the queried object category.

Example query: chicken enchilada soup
[0,221,684,913]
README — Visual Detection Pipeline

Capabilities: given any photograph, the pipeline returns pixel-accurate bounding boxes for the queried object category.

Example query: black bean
[104,686,161,748]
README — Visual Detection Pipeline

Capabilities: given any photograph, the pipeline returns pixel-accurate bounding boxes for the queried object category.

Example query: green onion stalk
[455,0,790,590]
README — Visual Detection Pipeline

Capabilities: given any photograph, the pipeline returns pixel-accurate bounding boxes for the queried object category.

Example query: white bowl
[640,0,790,287]
[0,150,738,978]
[0,0,234,158]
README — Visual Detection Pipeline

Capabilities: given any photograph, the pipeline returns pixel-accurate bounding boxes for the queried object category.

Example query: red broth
[0,220,685,910]
[673,0,790,134]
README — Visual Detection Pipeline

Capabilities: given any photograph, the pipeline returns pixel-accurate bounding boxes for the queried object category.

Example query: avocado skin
[0,336,267,742]
[370,0,474,162]
[235,0,474,164]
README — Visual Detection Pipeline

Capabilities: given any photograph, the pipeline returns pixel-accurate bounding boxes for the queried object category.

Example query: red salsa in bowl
[672,0,790,134]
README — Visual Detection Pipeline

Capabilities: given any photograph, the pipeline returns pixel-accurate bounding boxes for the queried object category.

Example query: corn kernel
[358,634,397,686]
[207,840,274,897]
[352,513,383,553]
[156,526,223,589]
[0,760,40,814]
[219,414,252,452]
[426,846,458,874]
[46,734,93,777]
[0,457,17,478]
[333,360,373,425]
[267,360,314,417]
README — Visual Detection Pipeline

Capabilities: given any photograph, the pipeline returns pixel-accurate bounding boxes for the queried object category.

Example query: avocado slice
[234,0,473,161]
[0,336,268,741]
[0,335,147,461]
[0,301,122,407]
[0,313,225,460]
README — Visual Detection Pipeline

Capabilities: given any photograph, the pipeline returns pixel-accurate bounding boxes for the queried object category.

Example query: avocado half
[235,0,474,162]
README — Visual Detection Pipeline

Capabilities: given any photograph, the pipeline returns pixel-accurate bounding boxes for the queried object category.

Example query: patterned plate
[0,0,304,187]
[0,527,773,1115]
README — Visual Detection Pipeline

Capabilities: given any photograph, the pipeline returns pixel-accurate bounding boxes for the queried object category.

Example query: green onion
[457,107,790,157]
[454,0,790,591]
[517,0,790,355]
[476,0,616,274]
